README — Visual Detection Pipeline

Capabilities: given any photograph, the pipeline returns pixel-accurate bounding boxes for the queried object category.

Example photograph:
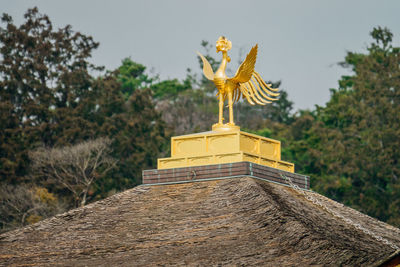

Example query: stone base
[144,161,309,190]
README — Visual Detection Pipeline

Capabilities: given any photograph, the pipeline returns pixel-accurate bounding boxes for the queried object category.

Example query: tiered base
[158,129,294,172]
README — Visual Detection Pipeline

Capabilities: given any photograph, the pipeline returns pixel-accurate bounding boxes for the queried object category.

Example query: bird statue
[197,36,279,131]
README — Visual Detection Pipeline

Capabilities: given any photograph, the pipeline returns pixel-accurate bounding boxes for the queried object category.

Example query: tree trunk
[81,191,87,207]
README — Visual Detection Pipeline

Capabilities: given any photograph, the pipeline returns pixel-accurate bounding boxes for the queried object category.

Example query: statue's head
[216,36,232,53]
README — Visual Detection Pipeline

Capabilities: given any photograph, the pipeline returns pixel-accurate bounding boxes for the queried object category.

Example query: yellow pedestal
[158,128,294,173]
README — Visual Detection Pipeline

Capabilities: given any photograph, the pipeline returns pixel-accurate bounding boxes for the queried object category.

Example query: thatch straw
[1,178,399,266]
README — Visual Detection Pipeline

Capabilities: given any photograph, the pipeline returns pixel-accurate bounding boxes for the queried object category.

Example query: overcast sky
[2,0,400,110]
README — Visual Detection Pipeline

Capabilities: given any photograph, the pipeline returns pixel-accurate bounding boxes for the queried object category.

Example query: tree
[0,184,64,231]
[29,138,117,207]
[250,27,400,227]
[283,27,400,226]
[0,8,169,194]
[0,8,102,183]
[91,64,169,190]
[101,85,169,189]
[117,58,152,100]
[235,86,294,129]
[151,78,191,100]
[155,86,217,135]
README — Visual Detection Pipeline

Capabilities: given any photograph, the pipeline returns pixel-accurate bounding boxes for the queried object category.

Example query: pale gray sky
[2,0,400,110]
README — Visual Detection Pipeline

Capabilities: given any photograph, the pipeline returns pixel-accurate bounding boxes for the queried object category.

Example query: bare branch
[29,137,117,207]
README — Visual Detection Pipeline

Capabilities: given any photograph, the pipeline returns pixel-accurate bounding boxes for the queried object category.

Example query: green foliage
[266,89,294,124]
[244,27,399,227]
[323,27,399,226]
[101,86,168,190]
[117,58,152,99]
[283,27,400,226]
[0,7,102,183]
[0,8,168,231]
[152,43,221,135]
[151,78,191,100]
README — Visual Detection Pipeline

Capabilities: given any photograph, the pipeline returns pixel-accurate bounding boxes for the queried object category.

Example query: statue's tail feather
[249,79,271,104]
[253,71,280,95]
[241,83,260,105]
[244,82,266,105]
[239,70,282,106]
[240,84,255,105]
[251,76,278,101]
[233,87,241,103]
[236,90,241,103]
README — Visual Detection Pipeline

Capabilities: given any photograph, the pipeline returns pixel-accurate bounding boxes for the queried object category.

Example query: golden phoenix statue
[197,36,279,131]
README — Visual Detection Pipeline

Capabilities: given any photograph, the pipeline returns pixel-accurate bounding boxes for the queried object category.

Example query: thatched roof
[1,177,399,266]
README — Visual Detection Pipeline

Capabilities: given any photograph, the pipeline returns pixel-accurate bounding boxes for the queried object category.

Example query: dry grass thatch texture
[1,177,399,266]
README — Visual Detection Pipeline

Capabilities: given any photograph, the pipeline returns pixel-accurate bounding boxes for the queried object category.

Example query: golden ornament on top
[197,36,279,131]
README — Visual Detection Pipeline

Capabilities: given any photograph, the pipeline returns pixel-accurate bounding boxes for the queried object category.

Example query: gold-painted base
[157,129,294,173]
[212,123,240,132]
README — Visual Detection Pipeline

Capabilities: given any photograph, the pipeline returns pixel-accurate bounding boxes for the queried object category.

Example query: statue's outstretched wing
[196,52,214,81]
[227,44,279,106]
[229,45,258,84]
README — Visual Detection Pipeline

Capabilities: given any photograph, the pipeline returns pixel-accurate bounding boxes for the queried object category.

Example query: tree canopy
[311,27,400,226]
[0,8,168,230]
[262,27,400,226]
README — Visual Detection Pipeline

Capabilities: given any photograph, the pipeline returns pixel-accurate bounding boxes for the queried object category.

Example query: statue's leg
[228,91,234,124]
[218,93,224,124]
